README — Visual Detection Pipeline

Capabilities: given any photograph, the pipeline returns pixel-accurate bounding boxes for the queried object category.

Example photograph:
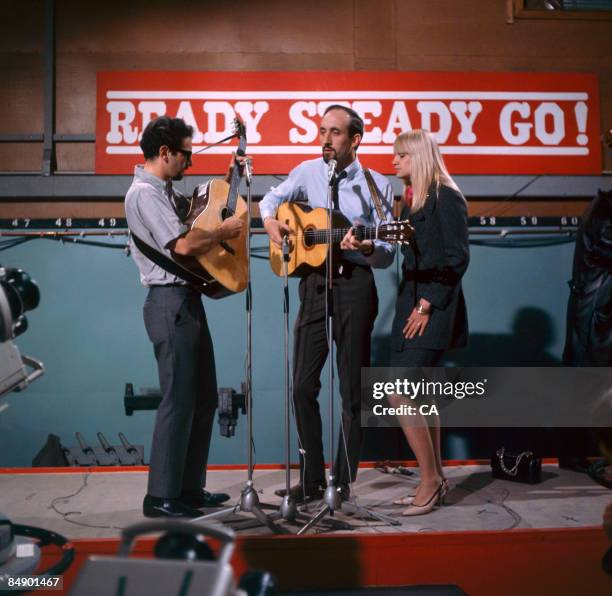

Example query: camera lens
[0,268,40,340]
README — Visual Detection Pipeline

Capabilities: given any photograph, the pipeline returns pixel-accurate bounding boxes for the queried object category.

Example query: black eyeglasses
[174,148,192,161]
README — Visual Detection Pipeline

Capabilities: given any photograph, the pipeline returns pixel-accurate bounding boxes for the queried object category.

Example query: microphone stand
[277,236,349,532]
[280,236,298,521]
[297,159,400,534]
[197,157,285,534]
[296,160,340,534]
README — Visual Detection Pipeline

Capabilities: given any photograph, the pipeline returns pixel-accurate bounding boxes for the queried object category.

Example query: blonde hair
[393,130,461,213]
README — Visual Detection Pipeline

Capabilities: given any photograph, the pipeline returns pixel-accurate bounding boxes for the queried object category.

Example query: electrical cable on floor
[454,470,523,530]
[48,472,124,531]
[484,486,523,530]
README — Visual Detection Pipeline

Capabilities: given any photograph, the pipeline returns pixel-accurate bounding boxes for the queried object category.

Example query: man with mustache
[260,105,395,502]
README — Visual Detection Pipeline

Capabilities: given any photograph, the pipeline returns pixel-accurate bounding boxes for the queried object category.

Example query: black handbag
[491,448,542,484]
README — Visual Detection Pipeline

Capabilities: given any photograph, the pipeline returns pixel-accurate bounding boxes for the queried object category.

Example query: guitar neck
[306,226,380,245]
[226,163,242,215]
[226,133,247,214]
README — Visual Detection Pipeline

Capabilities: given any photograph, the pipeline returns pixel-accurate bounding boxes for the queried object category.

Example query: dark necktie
[332,171,347,210]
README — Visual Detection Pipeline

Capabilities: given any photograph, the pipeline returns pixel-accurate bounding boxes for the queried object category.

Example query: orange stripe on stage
[0,459,561,475]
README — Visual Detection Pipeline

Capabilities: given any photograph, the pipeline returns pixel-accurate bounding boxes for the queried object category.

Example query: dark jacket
[563,189,612,366]
[391,183,470,351]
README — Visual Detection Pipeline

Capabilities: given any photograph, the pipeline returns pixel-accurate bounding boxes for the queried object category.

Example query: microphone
[281,235,290,262]
[244,157,253,186]
[327,159,337,186]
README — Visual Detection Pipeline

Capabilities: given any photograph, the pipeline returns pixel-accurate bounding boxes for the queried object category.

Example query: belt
[310,259,372,277]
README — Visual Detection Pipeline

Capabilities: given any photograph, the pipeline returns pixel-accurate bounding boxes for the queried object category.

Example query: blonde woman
[389,130,469,515]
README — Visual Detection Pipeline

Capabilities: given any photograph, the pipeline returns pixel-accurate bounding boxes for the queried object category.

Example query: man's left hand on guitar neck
[340,227,375,257]
[224,152,252,184]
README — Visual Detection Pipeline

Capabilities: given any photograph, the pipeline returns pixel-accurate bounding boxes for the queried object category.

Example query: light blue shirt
[259,157,395,268]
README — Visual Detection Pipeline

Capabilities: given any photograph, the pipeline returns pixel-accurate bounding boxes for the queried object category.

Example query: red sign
[95,71,601,175]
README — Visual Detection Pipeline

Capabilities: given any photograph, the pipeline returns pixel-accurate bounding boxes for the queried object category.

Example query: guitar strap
[129,230,208,290]
[362,168,388,221]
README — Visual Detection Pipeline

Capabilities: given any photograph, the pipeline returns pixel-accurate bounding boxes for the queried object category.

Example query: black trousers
[143,286,218,498]
[293,262,378,488]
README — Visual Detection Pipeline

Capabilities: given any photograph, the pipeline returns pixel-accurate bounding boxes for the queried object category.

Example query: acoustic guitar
[269,202,413,277]
[174,119,248,299]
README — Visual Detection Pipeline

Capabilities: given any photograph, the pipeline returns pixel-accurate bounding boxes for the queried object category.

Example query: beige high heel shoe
[401,480,446,516]
[393,493,416,505]
[393,478,448,506]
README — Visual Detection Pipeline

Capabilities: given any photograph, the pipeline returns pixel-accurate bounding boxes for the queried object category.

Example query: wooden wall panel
[0,0,610,173]
[55,143,95,172]
[0,57,44,135]
[393,0,612,173]
[0,0,44,52]
[0,144,44,172]
[0,1,44,135]
[55,0,354,55]
[355,0,396,68]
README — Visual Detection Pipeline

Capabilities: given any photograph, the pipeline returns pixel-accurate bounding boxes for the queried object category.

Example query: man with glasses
[125,116,244,518]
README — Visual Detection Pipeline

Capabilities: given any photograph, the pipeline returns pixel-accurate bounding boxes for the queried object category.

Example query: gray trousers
[143,286,217,498]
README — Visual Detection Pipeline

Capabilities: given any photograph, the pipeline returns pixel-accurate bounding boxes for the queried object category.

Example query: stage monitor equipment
[0,266,44,399]
[0,514,74,590]
[70,520,272,596]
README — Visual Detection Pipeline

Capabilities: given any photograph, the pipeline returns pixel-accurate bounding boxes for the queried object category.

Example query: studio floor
[2,462,611,595]
[0,462,608,538]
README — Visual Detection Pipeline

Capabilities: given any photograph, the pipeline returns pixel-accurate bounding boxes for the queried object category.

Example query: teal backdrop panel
[0,235,574,466]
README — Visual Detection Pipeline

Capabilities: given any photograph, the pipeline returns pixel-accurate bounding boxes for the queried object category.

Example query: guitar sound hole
[221,207,234,220]
[303,227,315,248]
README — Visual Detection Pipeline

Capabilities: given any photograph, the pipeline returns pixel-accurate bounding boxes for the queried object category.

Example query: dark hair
[139,116,194,160]
[323,104,364,140]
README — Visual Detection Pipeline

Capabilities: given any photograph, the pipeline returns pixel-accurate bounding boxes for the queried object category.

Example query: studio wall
[0,0,607,466]
[0,235,573,466]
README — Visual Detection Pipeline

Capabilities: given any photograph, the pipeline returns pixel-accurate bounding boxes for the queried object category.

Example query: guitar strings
[288,226,407,243]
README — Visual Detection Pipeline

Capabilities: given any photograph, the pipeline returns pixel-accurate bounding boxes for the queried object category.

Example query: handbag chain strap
[496,448,534,477]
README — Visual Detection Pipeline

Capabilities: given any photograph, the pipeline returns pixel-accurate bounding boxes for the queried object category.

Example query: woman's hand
[403,300,432,339]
